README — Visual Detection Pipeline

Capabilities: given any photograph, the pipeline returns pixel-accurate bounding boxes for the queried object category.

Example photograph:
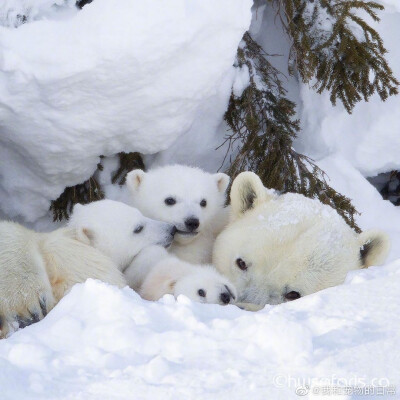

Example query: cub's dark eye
[134,225,144,234]
[198,289,206,297]
[285,291,301,301]
[236,258,247,271]
[164,197,176,206]
[200,199,207,207]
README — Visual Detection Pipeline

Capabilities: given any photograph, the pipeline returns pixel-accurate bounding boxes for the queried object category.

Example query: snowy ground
[1,0,400,398]
[0,264,399,400]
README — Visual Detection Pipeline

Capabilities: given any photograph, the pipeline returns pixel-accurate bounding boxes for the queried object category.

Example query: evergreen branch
[50,152,144,221]
[223,33,360,231]
[271,0,399,112]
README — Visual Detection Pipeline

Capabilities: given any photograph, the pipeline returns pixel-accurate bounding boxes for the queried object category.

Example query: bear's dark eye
[134,225,144,234]
[164,197,176,206]
[285,291,301,301]
[198,289,206,297]
[236,258,247,271]
[200,199,207,208]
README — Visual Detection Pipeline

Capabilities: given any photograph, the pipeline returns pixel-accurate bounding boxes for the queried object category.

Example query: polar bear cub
[125,245,237,305]
[0,199,176,338]
[0,221,125,338]
[68,199,176,271]
[213,172,390,306]
[126,165,230,264]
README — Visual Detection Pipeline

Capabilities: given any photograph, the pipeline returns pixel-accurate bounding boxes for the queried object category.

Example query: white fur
[126,165,230,264]
[68,199,176,271]
[1,199,176,338]
[0,221,125,338]
[213,172,391,306]
[125,245,237,305]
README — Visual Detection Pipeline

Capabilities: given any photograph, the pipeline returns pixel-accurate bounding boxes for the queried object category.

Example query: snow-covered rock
[0,0,252,223]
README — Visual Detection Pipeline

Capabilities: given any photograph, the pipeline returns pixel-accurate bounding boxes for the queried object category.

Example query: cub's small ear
[359,230,390,268]
[230,171,271,218]
[126,169,145,193]
[214,173,230,193]
[168,279,177,292]
[75,227,95,246]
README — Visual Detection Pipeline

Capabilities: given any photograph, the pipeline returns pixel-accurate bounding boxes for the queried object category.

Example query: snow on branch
[273,0,399,112]
[223,33,360,231]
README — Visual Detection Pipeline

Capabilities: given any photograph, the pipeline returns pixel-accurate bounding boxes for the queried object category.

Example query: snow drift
[0,264,399,400]
[0,0,252,222]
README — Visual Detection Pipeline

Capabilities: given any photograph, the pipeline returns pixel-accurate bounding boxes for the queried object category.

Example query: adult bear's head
[213,172,390,306]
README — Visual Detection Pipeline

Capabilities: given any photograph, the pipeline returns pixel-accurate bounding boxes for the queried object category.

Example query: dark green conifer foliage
[50,174,104,222]
[224,33,360,231]
[274,0,399,112]
[111,152,145,185]
[50,152,144,221]
[50,0,398,226]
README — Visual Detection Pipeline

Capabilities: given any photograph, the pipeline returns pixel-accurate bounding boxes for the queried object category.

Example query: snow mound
[1,263,399,400]
[0,0,252,223]
[0,0,77,28]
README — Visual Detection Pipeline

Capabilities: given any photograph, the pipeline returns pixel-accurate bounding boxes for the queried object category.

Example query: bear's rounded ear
[75,227,95,246]
[358,230,390,268]
[214,173,230,193]
[230,171,270,218]
[126,169,145,193]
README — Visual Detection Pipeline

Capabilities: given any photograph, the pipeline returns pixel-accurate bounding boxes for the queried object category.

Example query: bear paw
[0,286,55,339]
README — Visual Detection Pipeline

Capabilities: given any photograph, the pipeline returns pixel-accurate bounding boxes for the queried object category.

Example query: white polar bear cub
[0,200,175,338]
[0,221,125,339]
[213,172,390,307]
[68,199,176,271]
[126,165,230,264]
[125,245,237,305]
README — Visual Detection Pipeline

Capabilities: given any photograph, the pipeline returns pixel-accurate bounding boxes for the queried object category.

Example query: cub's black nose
[220,292,231,304]
[185,217,199,232]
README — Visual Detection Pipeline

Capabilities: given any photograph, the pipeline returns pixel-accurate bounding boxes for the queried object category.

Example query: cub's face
[213,172,389,306]
[174,267,237,305]
[126,165,229,244]
[69,200,176,269]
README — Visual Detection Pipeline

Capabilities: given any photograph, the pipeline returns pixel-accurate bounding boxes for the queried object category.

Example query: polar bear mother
[213,172,390,306]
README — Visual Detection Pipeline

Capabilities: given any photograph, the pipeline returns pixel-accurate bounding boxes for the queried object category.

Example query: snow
[1,1,400,398]
[0,0,77,28]
[297,3,400,177]
[0,265,399,399]
[0,0,252,223]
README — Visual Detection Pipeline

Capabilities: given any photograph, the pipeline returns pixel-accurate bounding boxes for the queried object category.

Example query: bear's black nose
[185,217,199,231]
[220,292,231,304]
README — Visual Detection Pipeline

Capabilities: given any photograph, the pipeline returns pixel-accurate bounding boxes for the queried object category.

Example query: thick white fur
[68,199,176,271]
[126,165,230,264]
[0,221,125,338]
[125,245,237,305]
[1,199,176,338]
[213,172,391,306]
